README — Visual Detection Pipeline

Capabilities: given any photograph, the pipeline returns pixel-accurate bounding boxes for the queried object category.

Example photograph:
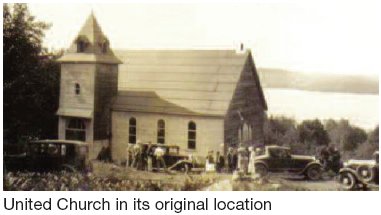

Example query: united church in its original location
[56,13,268,161]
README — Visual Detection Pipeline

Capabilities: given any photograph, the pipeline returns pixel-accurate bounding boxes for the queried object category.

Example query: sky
[28,1,381,76]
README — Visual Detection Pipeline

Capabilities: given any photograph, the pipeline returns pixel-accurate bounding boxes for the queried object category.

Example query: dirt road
[86,163,380,191]
[204,174,358,191]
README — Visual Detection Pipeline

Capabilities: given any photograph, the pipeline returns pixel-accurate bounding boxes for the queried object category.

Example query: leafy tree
[343,126,367,151]
[324,119,368,152]
[325,119,350,150]
[264,116,298,146]
[3,4,60,145]
[368,125,379,145]
[356,125,379,158]
[297,119,329,148]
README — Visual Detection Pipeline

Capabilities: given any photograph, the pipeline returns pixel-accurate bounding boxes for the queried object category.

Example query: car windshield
[269,148,291,158]
[168,147,179,154]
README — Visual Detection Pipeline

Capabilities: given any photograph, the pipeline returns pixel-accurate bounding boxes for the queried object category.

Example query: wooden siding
[113,50,247,116]
[111,111,224,162]
[59,64,95,110]
[224,52,266,148]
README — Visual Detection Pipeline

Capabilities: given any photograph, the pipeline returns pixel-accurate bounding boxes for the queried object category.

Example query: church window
[157,119,165,144]
[75,83,80,95]
[75,35,89,53]
[65,118,86,141]
[67,118,86,130]
[100,38,109,54]
[101,43,107,53]
[129,117,137,144]
[77,40,86,53]
[188,121,196,149]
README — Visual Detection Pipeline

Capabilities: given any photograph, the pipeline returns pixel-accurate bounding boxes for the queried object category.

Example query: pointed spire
[76,12,105,45]
[58,12,122,64]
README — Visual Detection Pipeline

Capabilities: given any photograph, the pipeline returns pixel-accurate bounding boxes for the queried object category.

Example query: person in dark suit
[216,151,225,173]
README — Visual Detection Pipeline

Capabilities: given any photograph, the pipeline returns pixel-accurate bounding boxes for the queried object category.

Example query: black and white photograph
[2,2,379,191]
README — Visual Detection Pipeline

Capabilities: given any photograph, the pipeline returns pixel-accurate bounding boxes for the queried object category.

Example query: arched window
[75,83,80,95]
[157,119,165,144]
[66,118,86,141]
[188,121,196,149]
[243,123,250,142]
[75,35,89,53]
[238,125,243,143]
[67,118,85,130]
[249,125,253,140]
[101,43,108,53]
[77,40,86,53]
[99,39,110,54]
[129,117,137,144]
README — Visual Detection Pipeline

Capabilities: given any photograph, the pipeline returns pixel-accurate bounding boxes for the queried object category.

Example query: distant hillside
[257,68,379,95]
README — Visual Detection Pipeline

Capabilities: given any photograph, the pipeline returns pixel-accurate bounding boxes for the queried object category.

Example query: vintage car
[254,145,323,180]
[4,139,91,172]
[338,151,379,190]
[140,143,194,172]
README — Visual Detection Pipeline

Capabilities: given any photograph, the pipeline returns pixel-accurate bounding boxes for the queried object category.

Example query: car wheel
[339,172,357,190]
[306,165,322,180]
[356,165,374,183]
[255,164,268,177]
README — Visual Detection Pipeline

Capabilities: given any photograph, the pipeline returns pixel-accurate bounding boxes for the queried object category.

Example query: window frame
[187,121,196,149]
[77,40,86,53]
[129,117,137,144]
[75,83,80,95]
[157,119,165,144]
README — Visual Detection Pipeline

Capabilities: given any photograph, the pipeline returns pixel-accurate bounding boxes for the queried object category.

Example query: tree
[324,119,368,152]
[368,125,379,145]
[356,125,379,158]
[297,119,329,149]
[264,116,298,146]
[3,4,60,144]
[343,126,367,151]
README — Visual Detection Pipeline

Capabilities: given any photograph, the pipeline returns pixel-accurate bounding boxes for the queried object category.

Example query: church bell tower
[56,12,121,156]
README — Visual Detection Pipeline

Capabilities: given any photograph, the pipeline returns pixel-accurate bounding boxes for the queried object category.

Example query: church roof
[58,13,122,64]
[112,49,266,117]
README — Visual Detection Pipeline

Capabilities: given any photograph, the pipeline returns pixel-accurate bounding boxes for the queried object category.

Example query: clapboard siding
[112,111,224,162]
[224,52,266,148]
[59,64,95,109]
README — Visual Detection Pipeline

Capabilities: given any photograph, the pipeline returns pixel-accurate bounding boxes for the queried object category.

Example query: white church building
[56,14,267,162]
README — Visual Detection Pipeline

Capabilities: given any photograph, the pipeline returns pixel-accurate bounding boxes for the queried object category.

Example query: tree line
[264,116,379,159]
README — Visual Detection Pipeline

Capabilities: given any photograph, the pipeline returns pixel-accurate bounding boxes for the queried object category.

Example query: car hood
[344,159,376,167]
[255,155,268,160]
[291,155,315,161]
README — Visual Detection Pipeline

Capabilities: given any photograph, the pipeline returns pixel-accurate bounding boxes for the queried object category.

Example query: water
[263,88,379,130]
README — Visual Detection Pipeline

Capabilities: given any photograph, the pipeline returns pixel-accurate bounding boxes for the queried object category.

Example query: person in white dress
[248,146,256,177]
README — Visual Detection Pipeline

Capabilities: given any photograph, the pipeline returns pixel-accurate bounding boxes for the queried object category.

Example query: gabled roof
[112,50,266,117]
[58,13,122,64]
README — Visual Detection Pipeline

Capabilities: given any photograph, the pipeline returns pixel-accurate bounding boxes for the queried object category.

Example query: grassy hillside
[258,68,379,94]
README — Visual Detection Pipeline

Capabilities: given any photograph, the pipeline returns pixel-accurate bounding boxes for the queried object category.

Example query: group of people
[319,145,342,174]
[205,146,259,176]
[123,142,259,175]
[125,142,166,171]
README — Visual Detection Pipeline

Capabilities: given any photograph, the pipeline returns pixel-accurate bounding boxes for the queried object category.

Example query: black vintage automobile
[338,151,379,190]
[4,140,91,172]
[254,145,323,180]
[140,143,194,172]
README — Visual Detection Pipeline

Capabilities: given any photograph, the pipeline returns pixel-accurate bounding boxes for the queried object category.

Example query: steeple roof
[58,13,122,64]
[76,12,105,45]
